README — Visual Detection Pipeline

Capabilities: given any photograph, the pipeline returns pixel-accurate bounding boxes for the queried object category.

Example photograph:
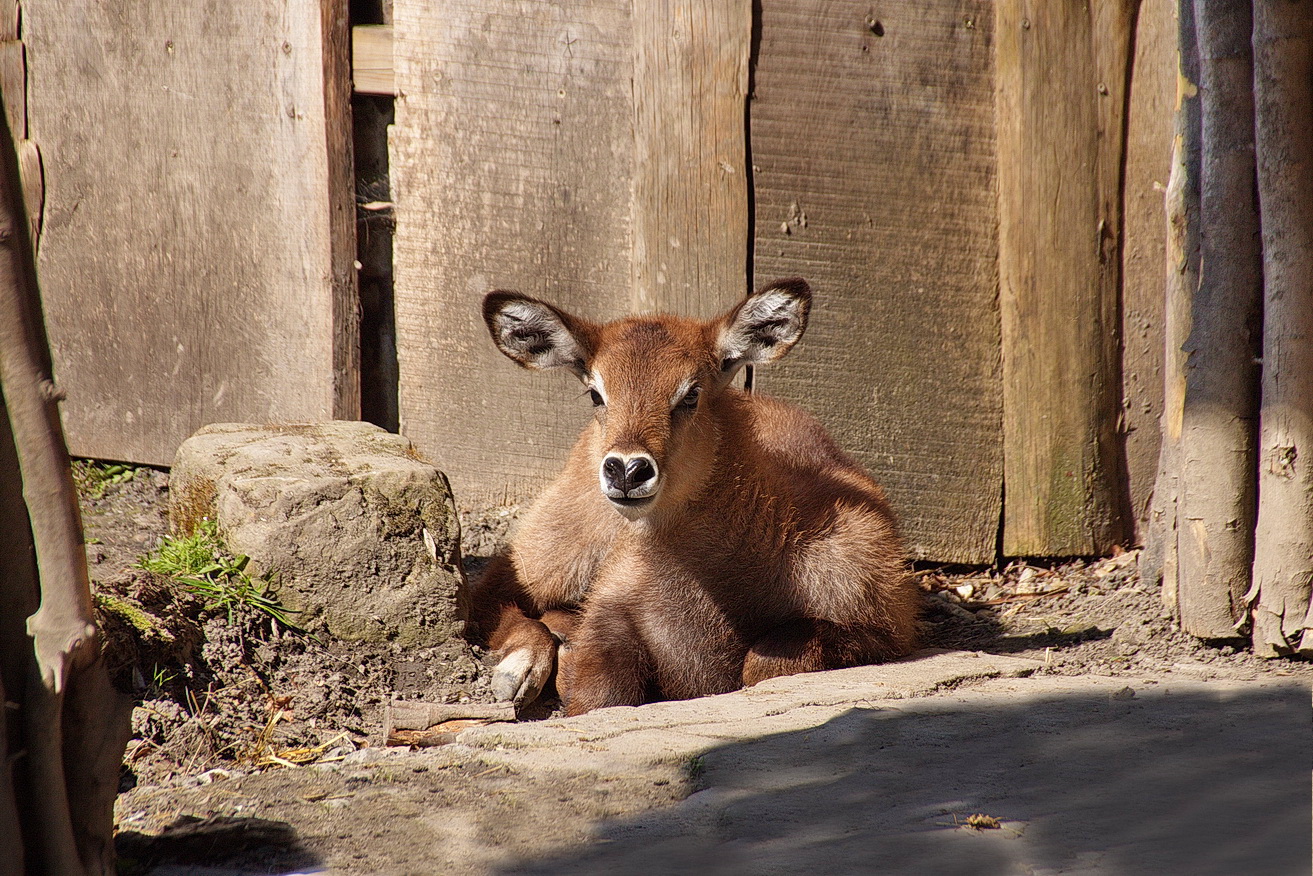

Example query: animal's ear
[483,291,596,378]
[714,278,811,378]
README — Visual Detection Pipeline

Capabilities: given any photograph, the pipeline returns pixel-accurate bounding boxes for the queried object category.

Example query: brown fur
[468,280,920,715]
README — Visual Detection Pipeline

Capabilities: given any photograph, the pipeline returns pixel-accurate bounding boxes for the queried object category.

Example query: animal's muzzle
[600,453,659,502]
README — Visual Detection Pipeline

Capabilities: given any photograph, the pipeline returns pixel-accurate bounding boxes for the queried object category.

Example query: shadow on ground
[116,815,321,875]
[504,684,1310,875]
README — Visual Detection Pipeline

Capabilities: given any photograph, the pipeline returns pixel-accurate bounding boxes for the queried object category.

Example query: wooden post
[995,0,1135,556]
[0,82,129,875]
[1146,0,1203,614]
[1250,0,1313,656]
[1174,0,1261,638]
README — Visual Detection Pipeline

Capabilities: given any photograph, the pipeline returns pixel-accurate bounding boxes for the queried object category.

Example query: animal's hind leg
[557,606,652,716]
[742,618,900,686]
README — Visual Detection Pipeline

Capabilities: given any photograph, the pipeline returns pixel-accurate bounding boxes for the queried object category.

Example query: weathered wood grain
[751,1,1002,563]
[391,0,635,508]
[995,0,1134,556]
[631,0,750,316]
[0,41,23,140]
[0,1,15,42]
[383,700,515,735]
[1120,1,1177,541]
[15,140,40,249]
[1147,0,1202,612]
[321,0,360,421]
[24,0,358,465]
[0,31,42,247]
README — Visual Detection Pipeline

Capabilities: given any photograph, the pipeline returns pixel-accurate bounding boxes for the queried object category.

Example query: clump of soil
[82,468,498,791]
[919,554,1313,681]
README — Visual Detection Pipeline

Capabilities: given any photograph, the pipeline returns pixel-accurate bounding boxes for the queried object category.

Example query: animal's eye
[588,388,605,407]
[680,386,701,409]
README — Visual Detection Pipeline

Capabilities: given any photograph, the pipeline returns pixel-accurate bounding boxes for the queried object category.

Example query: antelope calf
[468,279,919,715]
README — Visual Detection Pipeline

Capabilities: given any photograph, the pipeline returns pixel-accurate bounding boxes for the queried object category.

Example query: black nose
[602,455,657,495]
[602,456,625,487]
[626,457,655,487]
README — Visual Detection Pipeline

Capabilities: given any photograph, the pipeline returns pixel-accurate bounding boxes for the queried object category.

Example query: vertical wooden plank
[0,1,16,41]
[25,0,358,465]
[752,1,1002,563]
[391,0,634,508]
[321,0,361,421]
[1121,1,1178,541]
[631,0,749,316]
[995,0,1134,556]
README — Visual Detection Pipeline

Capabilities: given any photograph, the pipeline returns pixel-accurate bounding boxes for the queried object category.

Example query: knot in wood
[40,379,66,402]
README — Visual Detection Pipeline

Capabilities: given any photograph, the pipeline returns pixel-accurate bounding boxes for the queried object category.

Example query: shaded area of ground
[508,684,1309,876]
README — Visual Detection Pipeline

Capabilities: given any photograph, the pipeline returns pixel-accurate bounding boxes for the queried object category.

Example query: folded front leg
[466,555,559,706]
[558,606,652,716]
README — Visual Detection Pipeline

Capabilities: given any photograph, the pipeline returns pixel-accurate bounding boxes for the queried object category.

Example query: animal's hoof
[491,647,551,705]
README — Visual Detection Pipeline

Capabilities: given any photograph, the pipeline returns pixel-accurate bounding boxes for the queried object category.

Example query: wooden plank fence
[24,1,1186,565]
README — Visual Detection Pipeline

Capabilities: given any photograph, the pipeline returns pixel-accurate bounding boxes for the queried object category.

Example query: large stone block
[169,422,463,646]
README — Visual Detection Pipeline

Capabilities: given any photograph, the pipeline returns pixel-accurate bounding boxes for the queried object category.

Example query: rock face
[169,422,464,646]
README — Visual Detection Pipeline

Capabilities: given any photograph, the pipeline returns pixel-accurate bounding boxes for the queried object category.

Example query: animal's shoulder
[724,391,894,521]
[729,391,853,470]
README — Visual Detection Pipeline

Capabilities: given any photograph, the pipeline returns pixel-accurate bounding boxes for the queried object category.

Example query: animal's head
[483,279,811,520]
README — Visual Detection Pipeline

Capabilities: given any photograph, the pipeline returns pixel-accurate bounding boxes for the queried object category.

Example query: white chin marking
[609,497,656,521]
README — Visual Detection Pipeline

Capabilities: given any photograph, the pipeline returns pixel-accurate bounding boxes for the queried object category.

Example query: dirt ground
[81,466,1312,874]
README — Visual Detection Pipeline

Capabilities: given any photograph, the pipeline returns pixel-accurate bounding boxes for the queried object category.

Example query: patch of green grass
[149,664,178,694]
[138,519,221,579]
[137,520,310,637]
[72,459,136,499]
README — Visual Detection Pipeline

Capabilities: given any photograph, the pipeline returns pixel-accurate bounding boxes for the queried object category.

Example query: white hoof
[491,647,549,705]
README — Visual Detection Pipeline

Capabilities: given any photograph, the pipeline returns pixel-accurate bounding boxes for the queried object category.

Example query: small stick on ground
[383,700,517,740]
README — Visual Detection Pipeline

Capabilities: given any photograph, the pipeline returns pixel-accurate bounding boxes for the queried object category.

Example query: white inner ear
[498,300,584,372]
[719,288,806,369]
[741,288,804,336]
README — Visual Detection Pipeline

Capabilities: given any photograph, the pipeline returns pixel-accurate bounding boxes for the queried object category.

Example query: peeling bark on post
[1175,0,1262,639]
[1250,0,1313,657]
[1145,0,1202,615]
